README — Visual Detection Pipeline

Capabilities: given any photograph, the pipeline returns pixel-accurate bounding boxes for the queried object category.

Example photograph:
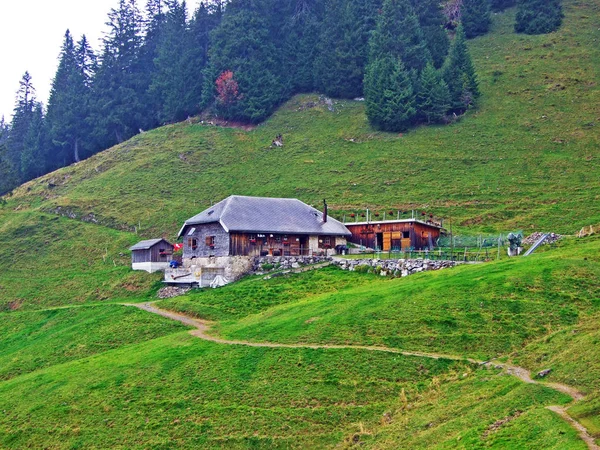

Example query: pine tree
[0,117,18,195]
[7,72,37,181]
[462,0,492,39]
[91,0,145,147]
[364,56,416,131]
[417,63,450,123]
[20,103,48,180]
[369,0,431,74]
[204,0,287,122]
[410,0,450,69]
[515,0,563,35]
[46,31,95,166]
[491,0,515,12]
[442,25,479,113]
[314,0,381,99]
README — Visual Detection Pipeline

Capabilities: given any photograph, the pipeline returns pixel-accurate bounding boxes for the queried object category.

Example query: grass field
[0,1,599,448]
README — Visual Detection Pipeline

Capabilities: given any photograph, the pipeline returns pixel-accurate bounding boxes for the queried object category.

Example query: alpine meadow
[0,0,599,449]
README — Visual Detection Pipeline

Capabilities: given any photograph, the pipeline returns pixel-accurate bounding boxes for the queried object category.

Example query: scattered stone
[157,286,190,299]
[523,232,562,246]
[483,411,523,439]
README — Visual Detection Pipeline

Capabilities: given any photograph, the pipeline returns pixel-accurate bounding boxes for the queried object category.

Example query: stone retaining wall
[332,258,462,277]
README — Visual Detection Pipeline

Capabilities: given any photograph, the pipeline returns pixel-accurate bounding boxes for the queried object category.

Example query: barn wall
[346,222,441,250]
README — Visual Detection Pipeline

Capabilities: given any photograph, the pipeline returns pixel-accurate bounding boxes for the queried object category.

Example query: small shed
[129,239,174,273]
[345,219,443,251]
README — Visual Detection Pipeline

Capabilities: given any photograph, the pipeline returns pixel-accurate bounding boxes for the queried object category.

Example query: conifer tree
[410,0,450,69]
[369,0,431,74]
[0,117,19,195]
[7,72,37,180]
[314,0,381,99]
[204,0,286,122]
[491,0,515,11]
[442,25,479,113]
[91,0,145,147]
[364,56,416,131]
[515,0,563,35]
[46,31,95,166]
[417,63,450,123]
[20,103,48,180]
[462,0,492,39]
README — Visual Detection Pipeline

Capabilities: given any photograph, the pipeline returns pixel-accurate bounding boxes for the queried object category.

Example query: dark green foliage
[314,0,381,99]
[417,63,451,124]
[462,0,492,39]
[515,0,563,35]
[442,26,479,113]
[20,104,48,180]
[0,119,18,195]
[90,0,146,148]
[46,31,95,167]
[204,0,287,122]
[491,0,516,11]
[369,0,431,73]
[364,57,416,132]
[410,0,450,68]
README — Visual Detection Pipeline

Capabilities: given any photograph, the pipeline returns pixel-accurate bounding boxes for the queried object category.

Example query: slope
[1,0,598,238]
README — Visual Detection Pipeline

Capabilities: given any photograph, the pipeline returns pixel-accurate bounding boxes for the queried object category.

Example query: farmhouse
[166,195,351,286]
[345,219,443,251]
[129,238,174,273]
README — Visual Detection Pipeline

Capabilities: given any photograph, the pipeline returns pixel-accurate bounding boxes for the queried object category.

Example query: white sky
[0,0,202,121]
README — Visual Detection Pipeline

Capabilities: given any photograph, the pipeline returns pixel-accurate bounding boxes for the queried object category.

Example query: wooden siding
[132,239,173,263]
[345,221,441,250]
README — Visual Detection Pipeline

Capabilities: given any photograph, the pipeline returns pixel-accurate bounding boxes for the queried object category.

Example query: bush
[261,263,275,271]
[515,0,563,35]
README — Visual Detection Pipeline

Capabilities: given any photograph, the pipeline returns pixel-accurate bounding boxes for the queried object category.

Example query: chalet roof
[345,219,444,229]
[179,195,351,237]
[129,238,172,251]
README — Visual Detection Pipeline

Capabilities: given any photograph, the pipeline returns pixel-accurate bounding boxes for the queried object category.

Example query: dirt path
[127,302,597,449]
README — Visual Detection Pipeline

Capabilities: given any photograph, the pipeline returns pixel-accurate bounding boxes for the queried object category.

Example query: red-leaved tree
[215,71,241,106]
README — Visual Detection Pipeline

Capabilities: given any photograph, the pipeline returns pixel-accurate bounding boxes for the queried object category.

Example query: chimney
[323,199,328,223]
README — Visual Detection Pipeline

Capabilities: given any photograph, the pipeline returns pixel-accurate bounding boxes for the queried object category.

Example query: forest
[0,0,562,196]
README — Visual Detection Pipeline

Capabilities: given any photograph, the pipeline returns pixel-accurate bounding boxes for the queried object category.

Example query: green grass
[355,368,581,449]
[208,236,600,360]
[159,266,388,321]
[0,210,160,310]
[0,333,466,449]
[0,305,185,381]
[3,1,600,237]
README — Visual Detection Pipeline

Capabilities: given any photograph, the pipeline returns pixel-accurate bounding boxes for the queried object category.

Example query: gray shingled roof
[178,196,351,237]
[129,239,172,251]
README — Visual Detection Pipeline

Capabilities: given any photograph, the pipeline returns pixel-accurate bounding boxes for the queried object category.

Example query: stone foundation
[332,258,462,277]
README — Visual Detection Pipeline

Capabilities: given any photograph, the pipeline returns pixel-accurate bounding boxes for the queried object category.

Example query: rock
[537,368,552,378]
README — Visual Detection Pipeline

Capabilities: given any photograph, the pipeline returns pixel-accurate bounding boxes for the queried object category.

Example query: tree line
[0,0,563,195]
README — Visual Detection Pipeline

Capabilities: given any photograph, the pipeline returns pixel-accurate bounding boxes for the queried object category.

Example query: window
[402,231,410,239]
[188,238,198,250]
[187,227,196,236]
[205,236,215,247]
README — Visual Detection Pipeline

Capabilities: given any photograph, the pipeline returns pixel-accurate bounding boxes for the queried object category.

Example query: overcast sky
[0,0,202,121]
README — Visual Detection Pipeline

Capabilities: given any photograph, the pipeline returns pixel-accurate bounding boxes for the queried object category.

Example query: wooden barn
[177,195,351,258]
[129,239,174,273]
[345,219,443,251]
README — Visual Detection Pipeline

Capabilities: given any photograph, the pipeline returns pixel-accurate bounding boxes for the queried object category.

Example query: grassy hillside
[3,1,600,237]
[0,1,599,448]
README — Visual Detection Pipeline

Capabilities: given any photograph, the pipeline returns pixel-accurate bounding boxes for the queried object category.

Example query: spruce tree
[491,0,515,12]
[369,0,431,74]
[314,0,381,99]
[442,25,479,113]
[515,0,563,35]
[7,72,37,181]
[462,0,492,39]
[46,31,95,166]
[203,0,286,122]
[20,103,48,180]
[91,0,145,147]
[417,63,450,123]
[364,56,416,132]
[410,0,450,69]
